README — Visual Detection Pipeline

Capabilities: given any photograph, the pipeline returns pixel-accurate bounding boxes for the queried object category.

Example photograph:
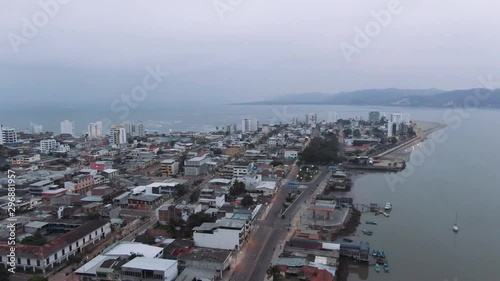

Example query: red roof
[302,266,334,281]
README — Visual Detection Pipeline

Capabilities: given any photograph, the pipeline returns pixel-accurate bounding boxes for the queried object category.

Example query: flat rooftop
[103,242,163,258]
[122,257,176,271]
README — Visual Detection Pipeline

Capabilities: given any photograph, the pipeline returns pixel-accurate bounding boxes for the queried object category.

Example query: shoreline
[382,120,447,162]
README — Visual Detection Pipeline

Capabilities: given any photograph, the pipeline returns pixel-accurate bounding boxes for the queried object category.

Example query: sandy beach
[383,120,447,162]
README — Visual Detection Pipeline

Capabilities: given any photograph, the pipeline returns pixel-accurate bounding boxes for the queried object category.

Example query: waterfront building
[122,121,145,137]
[60,120,75,136]
[109,125,127,145]
[388,112,411,137]
[242,118,258,133]
[0,125,18,145]
[28,122,44,134]
[328,111,338,123]
[88,121,103,138]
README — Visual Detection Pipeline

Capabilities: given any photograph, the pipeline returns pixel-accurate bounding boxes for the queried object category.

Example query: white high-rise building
[122,121,145,137]
[110,126,127,145]
[60,120,75,136]
[328,112,339,123]
[88,121,103,138]
[0,125,18,145]
[388,113,411,137]
[306,113,317,125]
[28,122,44,134]
[242,119,258,133]
[40,139,58,153]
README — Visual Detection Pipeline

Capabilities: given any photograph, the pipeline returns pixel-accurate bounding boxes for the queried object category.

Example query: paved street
[230,165,330,281]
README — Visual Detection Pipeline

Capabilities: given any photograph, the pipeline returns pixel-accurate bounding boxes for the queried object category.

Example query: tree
[0,164,11,172]
[0,267,11,281]
[21,232,47,246]
[190,189,200,203]
[343,128,352,137]
[270,160,284,167]
[174,184,188,198]
[389,136,398,144]
[156,149,164,155]
[408,127,417,137]
[212,148,222,155]
[7,149,19,157]
[241,195,254,207]
[267,265,281,279]
[353,129,361,138]
[230,181,246,197]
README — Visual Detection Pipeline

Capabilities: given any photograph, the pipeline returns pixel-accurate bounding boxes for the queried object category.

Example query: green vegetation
[297,165,320,181]
[299,136,340,165]
[173,184,188,199]
[270,160,284,167]
[21,232,47,246]
[229,181,246,197]
[241,195,254,207]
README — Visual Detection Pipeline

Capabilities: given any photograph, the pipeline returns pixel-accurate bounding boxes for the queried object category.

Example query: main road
[230,165,330,281]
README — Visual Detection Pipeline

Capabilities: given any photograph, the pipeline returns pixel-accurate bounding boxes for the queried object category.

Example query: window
[46,258,49,265]
[54,253,58,260]
[62,249,65,255]
[83,238,86,243]
[17,258,21,264]
[27,259,31,266]
[76,241,79,247]
[69,245,72,251]
[37,260,41,266]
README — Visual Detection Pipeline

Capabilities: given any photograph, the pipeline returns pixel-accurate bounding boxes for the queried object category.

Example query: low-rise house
[177,248,232,279]
[128,194,163,211]
[121,257,178,281]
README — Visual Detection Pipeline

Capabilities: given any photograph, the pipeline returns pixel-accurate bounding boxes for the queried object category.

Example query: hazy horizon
[2,0,500,104]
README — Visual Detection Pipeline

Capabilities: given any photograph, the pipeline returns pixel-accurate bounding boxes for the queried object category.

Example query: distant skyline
[1,1,500,104]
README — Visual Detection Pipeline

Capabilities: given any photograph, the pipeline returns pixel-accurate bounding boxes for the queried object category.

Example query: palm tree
[266,265,281,280]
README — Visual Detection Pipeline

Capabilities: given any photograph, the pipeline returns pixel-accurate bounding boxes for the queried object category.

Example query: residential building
[0,220,111,274]
[109,125,127,145]
[88,121,103,138]
[128,194,163,210]
[28,122,44,134]
[328,111,338,123]
[60,120,75,136]
[122,121,145,137]
[233,162,253,178]
[161,159,179,177]
[305,113,317,125]
[284,150,298,160]
[90,161,112,171]
[157,203,202,224]
[241,119,258,133]
[0,125,17,144]
[177,248,232,279]
[184,155,209,176]
[388,112,411,137]
[193,218,247,250]
[11,154,41,165]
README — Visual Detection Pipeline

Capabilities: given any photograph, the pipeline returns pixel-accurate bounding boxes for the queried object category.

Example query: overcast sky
[1,0,499,104]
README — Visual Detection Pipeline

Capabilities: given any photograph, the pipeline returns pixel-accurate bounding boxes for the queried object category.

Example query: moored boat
[383,212,390,217]
[384,262,389,272]
[375,263,381,272]
[384,203,392,210]
[366,221,377,225]
[362,229,373,236]
[343,238,353,243]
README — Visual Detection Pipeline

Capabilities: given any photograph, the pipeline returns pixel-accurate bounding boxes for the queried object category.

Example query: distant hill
[235,88,500,107]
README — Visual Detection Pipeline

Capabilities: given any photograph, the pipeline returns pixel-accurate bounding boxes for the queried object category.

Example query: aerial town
[0,111,423,281]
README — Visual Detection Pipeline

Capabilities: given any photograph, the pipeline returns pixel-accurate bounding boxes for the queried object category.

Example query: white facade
[306,113,317,124]
[242,119,258,133]
[0,125,17,144]
[110,126,127,145]
[328,111,338,123]
[193,219,246,250]
[122,121,145,137]
[88,121,103,138]
[388,113,411,137]
[284,150,299,159]
[121,257,178,281]
[60,120,75,135]
[40,139,58,153]
[28,122,44,134]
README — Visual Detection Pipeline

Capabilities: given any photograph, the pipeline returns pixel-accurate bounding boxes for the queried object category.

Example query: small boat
[375,263,381,272]
[384,203,392,210]
[343,238,353,243]
[380,251,386,258]
[383,212,390,217]
[452,212,459,233]
[362,229,373,236]
[371,250,377,256]
[384,262,389,272]
[366,221,378,225]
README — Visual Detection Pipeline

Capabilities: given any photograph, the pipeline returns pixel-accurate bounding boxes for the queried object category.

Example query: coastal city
[0,110,443,281]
